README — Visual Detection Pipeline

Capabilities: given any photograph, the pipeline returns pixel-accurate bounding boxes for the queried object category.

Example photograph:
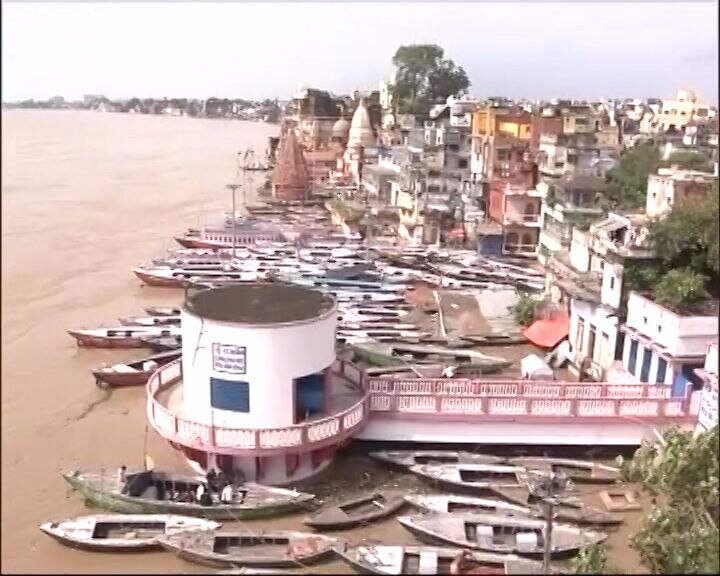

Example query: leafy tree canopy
[662,150,714,173]
[391,44,470,115]
[620,426,719,574]
[648,183,719,281]
[653,268,708,312]
[603,142,661,211]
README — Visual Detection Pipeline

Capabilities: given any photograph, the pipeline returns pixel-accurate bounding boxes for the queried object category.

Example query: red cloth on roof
[522,314,569,349]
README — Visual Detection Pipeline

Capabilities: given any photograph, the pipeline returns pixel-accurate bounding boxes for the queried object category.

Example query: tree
[662,150,714,173]
[603,142,661,211]
[509,292,539,327]
[653,268,708,312]
[391,44,470,115]
[648,184,719,285]
[570,543,611,574]
[620,426,719,574]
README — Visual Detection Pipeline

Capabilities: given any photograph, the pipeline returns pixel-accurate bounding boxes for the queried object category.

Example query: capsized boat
[408,464,527,494]
[335,544,551,575]
[303,491,406,531]
[67,326,180,349]
[404,494,623,526]
[508,457,621,484]
[40,514,218,551]
[62,470,315,520]
[92,349,182,389]
[158,529,338,568]
[397,513,606,556]
[370,450,507,469]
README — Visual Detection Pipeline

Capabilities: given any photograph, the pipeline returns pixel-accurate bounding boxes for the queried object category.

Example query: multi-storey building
[537,174,606,265]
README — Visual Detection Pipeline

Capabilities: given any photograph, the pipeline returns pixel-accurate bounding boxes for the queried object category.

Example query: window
[609,276,615,290]
[656,357,668,384]
[628,339,639,375]
[458,159,468,169]
[576,319,585,353]
[639,347,652,383]
[210,378,250,412]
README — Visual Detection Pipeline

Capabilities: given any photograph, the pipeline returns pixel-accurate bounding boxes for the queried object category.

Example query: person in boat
[200,487,213,507]
[220,482,234,504]
[206,468,218,492]
[117,465,127,484]
[195,482,206,503]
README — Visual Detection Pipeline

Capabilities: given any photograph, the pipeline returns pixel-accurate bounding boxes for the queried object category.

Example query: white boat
[40,514,219,551]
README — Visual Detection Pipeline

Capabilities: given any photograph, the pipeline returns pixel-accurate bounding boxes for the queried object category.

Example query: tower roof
[347,99,375,149]
[272,130,309,194]
[332,116,350,138]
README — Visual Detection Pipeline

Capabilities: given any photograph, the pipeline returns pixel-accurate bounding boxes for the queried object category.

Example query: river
[1,110,646,573]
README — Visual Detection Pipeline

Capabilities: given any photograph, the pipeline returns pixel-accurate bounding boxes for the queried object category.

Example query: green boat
[351,340,511,373]
[62,470,316,521]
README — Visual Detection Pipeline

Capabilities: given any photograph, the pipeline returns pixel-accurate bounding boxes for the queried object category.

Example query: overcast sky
[2,2,718,104]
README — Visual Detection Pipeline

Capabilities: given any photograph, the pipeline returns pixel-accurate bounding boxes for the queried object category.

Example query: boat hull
[133,269,184,288]
[62,473,315,521]
[303,493,406,531]
[41,528,158,552]
[68,331,146,349]
[92,369,150,388]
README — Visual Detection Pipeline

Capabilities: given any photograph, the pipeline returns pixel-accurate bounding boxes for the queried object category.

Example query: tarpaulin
[522,314,570,349]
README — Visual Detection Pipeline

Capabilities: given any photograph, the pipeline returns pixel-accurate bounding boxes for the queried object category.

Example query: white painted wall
[570,230,591,272]
[625,292,717,357]
[569,298,619,369]
[181,307,337,429]
[601,261,624,309]
[356,418,691,446]
[705,343,718,375]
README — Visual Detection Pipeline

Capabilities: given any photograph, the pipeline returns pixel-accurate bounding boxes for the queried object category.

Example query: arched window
[506,232,519,247]
[524,202,537,216]
[521,233,533,246]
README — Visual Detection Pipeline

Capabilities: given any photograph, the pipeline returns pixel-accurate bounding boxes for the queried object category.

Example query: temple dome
[347,99,375,149]
[332,116,350,138]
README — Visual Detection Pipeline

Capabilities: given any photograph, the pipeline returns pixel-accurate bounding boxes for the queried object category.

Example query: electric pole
[226,184,241,258]
[526,470,570,575]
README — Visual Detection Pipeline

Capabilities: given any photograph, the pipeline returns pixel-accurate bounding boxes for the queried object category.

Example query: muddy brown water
[1,110,646,574]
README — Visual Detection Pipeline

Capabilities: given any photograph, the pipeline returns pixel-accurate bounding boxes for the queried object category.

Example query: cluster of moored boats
[43,450,626,573]
[68,200,548,389]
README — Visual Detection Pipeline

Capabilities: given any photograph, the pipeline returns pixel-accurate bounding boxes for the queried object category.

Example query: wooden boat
[40,514,218,552]
[336,544,550,575]
[157,529,338,568]
[404,495,623,527]
[217,570,296,575]
[405,494,529,516]
[62,469,315,520]
[490,486,583,510]
[119,315,181,327]
[408,464,527,494]
[144,305,181,317]
[303,491,406,531]
[370,450,507,469]
[397,513,606,557]
[508,457,621,484]
[140,335,182,351]
[92,350,182,388]
[67,327,180,349]
[134,266,262,288]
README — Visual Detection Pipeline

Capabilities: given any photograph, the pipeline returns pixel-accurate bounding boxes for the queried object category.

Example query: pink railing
[364,375,698,422]
[147,359,369,456]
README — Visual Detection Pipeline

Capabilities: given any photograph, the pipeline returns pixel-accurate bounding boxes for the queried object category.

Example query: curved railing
[147,359,369,456]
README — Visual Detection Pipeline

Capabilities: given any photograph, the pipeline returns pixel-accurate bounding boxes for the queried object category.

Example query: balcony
[503,242,538,257]
[147,360,369,456]
[504,212,541,226]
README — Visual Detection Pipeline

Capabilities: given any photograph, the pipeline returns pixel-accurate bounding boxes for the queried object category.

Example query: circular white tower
[147,283,368,485]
